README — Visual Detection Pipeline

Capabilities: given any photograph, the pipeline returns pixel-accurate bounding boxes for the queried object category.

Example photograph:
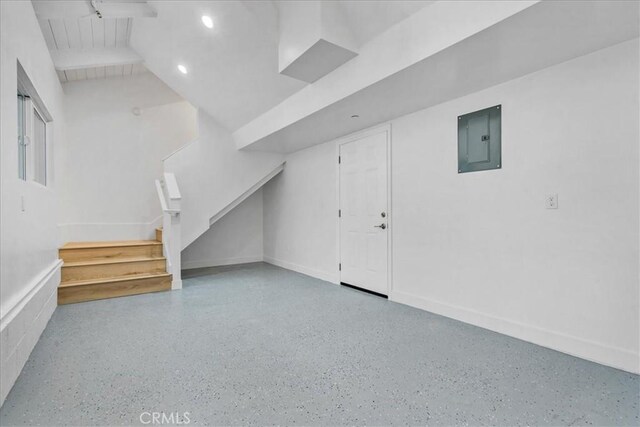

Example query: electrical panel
[458,105,501,173]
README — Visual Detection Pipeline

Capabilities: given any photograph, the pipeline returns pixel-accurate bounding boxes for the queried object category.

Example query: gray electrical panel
[458,105,501,173]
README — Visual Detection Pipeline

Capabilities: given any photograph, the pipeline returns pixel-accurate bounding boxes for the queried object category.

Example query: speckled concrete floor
[0,262,638,426]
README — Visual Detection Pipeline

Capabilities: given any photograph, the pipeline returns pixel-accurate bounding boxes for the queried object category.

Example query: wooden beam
[50,47,143,71]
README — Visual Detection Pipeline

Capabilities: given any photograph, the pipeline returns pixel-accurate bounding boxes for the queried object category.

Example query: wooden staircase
[58,229,171,304]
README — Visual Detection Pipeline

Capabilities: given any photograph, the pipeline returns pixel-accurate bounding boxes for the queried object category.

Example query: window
[17,61,51,186]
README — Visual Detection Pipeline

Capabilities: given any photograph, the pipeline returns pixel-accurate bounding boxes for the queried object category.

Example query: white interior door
[339,129,389,295]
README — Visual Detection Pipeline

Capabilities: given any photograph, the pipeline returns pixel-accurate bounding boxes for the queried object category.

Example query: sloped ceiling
[336,1,435,45]
[37,16,148,82]
[130,0,435,131]
[32,1,155,82]
[130,1,306,131]
[33,0,437,131]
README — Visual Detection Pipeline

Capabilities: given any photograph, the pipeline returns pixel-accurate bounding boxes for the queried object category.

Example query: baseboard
[181,256,264,270]
[0,260,61,407]
[263,256,338,284]
[57,216,162,243]
[390,290,640,375]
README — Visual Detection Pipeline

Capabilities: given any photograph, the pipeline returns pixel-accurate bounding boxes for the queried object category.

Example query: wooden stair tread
[62,256,166,268]
[60,272,171,288]
[61,240,162,249]
[58,238,171,304]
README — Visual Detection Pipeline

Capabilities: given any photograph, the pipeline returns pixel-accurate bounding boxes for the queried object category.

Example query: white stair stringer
[164,109,285,250]
[209,162,284,227]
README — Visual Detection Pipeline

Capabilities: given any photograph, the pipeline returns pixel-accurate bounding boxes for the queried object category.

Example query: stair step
[155,228,163,242]
[58,273,172,305]
[60,272,171,287]
[58,240,171,304]
[59,240,163,263]
[61,240,163,249]
[62,256,166,267]
[62,257,167,282]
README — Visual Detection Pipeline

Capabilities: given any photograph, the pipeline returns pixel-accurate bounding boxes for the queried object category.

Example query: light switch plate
[545,194,558,209]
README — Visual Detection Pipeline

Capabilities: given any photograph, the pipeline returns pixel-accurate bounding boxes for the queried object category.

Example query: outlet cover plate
[545,194,558,209]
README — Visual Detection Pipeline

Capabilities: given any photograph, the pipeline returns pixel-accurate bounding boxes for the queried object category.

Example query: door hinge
[339,263,341,271]
[338,209,341,217]
[338,155,341,164]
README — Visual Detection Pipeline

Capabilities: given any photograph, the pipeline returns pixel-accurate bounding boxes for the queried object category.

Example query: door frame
[335,123,393,295]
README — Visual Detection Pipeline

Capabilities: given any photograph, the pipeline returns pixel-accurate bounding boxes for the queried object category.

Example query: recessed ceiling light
[178,64,188,74]
[201,15,214,29]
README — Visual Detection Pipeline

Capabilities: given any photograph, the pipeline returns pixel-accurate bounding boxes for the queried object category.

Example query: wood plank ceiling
[39,17,147,82]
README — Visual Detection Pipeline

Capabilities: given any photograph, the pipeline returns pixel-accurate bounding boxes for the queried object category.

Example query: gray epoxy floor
[0,263,638,426]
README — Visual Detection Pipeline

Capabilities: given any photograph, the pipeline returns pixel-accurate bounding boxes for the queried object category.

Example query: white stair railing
[155,173,182,290]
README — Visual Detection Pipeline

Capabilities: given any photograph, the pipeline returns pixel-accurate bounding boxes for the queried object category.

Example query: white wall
[263,141,338,283]
[164,110,284,250]
[0,1,65,405]
[59,73,197,242]
[182,189,264,269]
[262,39,640,373]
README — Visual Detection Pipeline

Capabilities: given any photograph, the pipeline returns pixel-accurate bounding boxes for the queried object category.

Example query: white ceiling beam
[92,2,157,19]
[235,0,638,153]
[33,1,92,19]
[50,47,143,71]
[32,1,157,19]
[234,0,538,150]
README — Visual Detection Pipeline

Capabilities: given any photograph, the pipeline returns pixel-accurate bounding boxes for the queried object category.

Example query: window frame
[17,92,27,180]
[17,60,52,187]
[31,103,47,186]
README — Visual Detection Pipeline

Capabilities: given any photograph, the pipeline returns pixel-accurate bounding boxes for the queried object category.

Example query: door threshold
[340,282,388,299]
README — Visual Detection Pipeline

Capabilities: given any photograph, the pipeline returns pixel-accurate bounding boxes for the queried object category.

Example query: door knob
[374,223,386,230]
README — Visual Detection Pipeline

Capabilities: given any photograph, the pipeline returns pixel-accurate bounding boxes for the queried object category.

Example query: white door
[339,129,389,295]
